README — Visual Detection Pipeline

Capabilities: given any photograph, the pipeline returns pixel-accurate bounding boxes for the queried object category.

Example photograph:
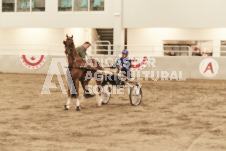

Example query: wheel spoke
[102,85,111,104]
[130,85,142,106]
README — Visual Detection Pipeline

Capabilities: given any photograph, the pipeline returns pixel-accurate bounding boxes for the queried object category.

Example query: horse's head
[63,34,84,67]
[63,34,74,55]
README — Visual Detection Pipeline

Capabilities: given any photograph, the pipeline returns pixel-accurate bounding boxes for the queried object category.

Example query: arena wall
[0,53,225,80]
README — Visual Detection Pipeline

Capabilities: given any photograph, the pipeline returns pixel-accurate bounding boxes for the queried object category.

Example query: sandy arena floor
[0,73,226,151]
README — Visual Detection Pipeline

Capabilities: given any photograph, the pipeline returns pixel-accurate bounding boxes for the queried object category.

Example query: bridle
[64,39,87,69]
[67,48,74,62]
[65,39,75,62]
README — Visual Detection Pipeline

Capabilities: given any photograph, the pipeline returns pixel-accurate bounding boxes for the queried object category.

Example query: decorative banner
[19,54,47,70]
[131,56,148,71]
[199,58,219,78]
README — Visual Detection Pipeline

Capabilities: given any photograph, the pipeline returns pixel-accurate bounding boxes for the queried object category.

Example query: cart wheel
[102,85,111,104]
[129,84,142,106]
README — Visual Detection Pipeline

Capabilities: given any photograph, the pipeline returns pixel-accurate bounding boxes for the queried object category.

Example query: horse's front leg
[75,79,81,111]
[64,87,71,110]
[64,70,76,110]
[65,77,77,110]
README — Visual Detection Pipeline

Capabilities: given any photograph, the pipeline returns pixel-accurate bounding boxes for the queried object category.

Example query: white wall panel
[0,0,114,28]
[0,28,64,45]
[123,0,226,28]
[127,28,226,56]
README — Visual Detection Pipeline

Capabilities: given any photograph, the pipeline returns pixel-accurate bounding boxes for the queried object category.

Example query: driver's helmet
[122,49,129,55]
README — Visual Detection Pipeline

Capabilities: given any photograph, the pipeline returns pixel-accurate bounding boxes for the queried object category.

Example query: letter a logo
[199,58,219,78]
[203,62,214,74]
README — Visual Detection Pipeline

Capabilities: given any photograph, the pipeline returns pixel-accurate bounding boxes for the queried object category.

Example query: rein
[66,47,96,71]
[65,66,97,71]
[65,41,98,72]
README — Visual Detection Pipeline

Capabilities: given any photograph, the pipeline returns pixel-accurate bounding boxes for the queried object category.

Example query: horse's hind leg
[64,87,71,110]
[82,79,95,98]
[95,76,103,107]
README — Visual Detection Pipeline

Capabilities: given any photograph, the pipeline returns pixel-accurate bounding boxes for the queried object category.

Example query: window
[163,41,194,56]
[192,41,213,57]
[74,0,88,11]
[164,45,189,56]
[2,0,45,12]
[58,0,104,11]
[32,0,45,12]
[58,0,72,11]
[2,0,15,12]
[90,0,104,11]
[17,0,30,12]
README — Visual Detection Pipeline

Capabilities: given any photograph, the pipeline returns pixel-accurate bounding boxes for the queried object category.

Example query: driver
[102,49,131,88]
[114,49,131,87]
[115,49,131,78]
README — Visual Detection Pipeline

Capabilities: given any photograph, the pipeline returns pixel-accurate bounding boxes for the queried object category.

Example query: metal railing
[1,44,226,57]
[92,44,226,57]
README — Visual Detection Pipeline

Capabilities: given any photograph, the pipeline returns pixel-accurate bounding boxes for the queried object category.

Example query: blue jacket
[115,57,131,71]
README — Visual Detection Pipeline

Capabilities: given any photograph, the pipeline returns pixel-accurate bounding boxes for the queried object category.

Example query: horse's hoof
[97,99,103,107]
[76,106,80,111]
[64,105,70,110]
[97,104,102,107]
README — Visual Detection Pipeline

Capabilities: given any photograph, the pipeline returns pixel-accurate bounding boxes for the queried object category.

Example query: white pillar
[213,40,221,57]
[113,0,124,56]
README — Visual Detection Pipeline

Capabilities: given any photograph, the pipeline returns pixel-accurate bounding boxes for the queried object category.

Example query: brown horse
[63,35,103,111]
